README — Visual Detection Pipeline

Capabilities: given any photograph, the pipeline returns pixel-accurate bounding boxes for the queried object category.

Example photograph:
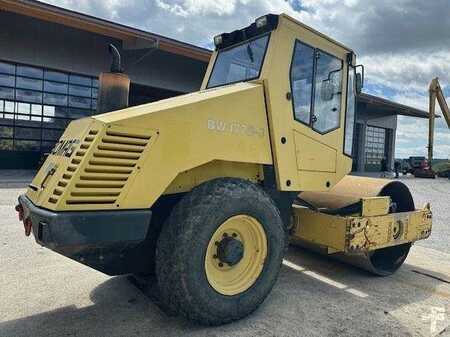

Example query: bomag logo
[207,119,265,138]
[51,139,80,157]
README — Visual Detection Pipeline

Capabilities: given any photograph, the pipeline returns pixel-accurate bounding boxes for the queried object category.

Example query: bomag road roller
[16,14,433,325]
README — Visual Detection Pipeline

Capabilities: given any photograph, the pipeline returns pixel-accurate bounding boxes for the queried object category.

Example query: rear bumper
[18,194,152,275]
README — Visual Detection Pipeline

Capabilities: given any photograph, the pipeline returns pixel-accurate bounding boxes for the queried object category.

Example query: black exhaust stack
[97,44,131,114]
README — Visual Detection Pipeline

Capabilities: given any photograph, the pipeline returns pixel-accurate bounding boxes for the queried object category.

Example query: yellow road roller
[16,14,432,325]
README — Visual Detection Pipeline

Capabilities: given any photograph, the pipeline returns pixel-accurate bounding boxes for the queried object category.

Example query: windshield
[207,34,270,88]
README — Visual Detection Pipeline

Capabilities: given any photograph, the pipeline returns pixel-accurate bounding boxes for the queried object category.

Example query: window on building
[365,126,386,170]
[0,60,98,152]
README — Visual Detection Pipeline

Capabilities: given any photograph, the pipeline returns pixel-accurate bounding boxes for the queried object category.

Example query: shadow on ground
[1,246,447,337]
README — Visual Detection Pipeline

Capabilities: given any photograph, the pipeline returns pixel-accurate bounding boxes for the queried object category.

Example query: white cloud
[41,0,450,157]
[43,0,297,47]
[156,0,238,16]
[392,89,450,158]
[361,52,450,93]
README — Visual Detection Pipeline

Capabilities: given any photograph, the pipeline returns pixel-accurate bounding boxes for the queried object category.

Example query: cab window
[207,34,270,89]
[290,41,343,134]
[290,42,314,125]
[344,66,356,156]
[313,52,343,133]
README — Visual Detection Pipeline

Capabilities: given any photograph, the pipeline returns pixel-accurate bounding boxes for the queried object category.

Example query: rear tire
[155,178,285,325]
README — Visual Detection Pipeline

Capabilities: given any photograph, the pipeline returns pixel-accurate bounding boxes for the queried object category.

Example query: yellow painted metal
[27,121,156,211]
[201,14,353,192]
[293,131,337,173]
[26,13,359,211]
[430,78,450,127]
[204,215,267,296]
[428,78,450,164]
[291,204,432,253]
[164,161,263,195]
[291,205,348,251]
[26,117,101,209]
[361,197,390,217]
[260,15,353,191]
[22,13,436,278]
[300,175,398,210]
[26,83,272,210]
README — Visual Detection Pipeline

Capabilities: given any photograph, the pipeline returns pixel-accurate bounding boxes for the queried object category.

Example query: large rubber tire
[155,178,285,325]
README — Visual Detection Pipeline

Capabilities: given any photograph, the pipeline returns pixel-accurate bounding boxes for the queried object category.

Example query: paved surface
[0,177,449,337]
[397,176,450,254]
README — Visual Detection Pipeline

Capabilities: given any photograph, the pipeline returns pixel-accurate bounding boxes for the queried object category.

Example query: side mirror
[355,73,363,94]
[355,64,365,94]
[321,80,334,101]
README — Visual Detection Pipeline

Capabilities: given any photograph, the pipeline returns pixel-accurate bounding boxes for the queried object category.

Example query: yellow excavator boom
[428,78,450,163]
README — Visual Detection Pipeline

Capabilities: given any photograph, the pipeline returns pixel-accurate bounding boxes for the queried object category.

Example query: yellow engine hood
[27,82,273,211]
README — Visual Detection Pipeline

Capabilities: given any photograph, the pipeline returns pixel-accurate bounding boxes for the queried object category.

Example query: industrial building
[354,93,429,172]
[0,0,428,171]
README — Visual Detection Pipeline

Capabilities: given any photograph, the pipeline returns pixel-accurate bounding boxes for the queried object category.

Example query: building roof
[0,0,212,62]
[358,93,430,119]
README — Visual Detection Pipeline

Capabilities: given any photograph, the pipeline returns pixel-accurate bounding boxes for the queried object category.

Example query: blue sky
[44,0,450,159]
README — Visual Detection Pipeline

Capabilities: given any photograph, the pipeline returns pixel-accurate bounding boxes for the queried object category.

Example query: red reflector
[24,218,32,237]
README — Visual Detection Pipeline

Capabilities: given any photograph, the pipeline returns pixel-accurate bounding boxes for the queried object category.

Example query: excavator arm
[428,78,450,164]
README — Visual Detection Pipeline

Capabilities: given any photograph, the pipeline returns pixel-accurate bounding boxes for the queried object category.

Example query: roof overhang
[358,93,430,119]
[0,0,212,62]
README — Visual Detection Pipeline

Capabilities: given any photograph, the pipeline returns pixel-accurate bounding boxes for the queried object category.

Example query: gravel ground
[396,176,450,254]
[0,177,449,337]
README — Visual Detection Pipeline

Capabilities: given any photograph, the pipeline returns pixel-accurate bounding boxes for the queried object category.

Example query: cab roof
[279,14,354,54]
[215,13,353,54]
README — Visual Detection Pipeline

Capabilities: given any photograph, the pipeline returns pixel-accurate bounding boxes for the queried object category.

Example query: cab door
[261,15,353,192]
[289,40,347,190]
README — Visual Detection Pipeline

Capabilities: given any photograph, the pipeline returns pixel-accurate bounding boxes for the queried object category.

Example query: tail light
[24,218,32,237]
[15,203,32,236]
[15,204,24,221]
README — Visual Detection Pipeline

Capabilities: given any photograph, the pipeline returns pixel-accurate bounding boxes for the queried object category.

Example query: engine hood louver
[49,126,153,208]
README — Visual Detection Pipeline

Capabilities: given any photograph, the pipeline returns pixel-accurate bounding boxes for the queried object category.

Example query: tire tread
[156,178,284,325]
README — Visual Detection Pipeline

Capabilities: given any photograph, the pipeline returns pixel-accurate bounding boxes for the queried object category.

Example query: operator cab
[202,14,364,192]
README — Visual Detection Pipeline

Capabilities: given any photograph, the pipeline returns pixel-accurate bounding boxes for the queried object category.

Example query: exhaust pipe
[108,44,123,73]
[97,44,131,114]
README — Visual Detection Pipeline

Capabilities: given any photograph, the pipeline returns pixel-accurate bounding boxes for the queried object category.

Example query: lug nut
[223,233,228,238]
[213,254,218,259]
[215,241,220,246]
[218,263,224,267]
[232,233,237,238]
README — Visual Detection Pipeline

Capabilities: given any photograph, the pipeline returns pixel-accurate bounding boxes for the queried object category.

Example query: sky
[43,0,450,159]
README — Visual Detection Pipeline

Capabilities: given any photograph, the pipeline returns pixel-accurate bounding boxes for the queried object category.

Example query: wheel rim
[205,215,267,296]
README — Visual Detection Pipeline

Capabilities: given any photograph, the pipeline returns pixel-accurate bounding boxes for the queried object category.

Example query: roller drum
[334,243,411,276]
[296,175,415,276]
